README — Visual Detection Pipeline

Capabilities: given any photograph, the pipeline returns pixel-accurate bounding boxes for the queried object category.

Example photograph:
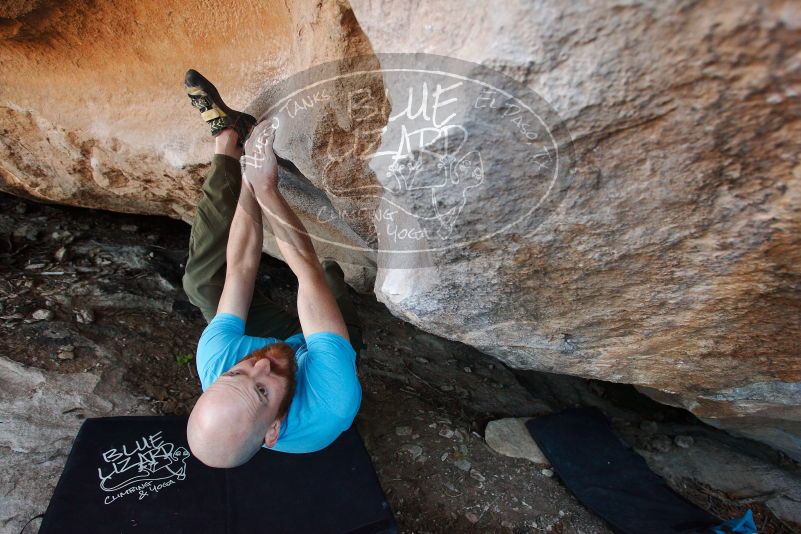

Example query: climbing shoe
[184,69,256,143]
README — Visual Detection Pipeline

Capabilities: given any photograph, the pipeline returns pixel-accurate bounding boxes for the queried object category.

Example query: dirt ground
[1,192,797,533]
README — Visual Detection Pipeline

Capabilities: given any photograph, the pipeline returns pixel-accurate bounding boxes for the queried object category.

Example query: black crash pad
[39,416,397,534]
[527,408,721,534]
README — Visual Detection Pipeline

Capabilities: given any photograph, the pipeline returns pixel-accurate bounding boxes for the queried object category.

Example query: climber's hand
[241,118,279,193]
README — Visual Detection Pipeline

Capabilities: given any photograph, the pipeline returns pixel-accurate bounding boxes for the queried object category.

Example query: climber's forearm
[253,183,348,339]
[227,186,263,271]
[253,185,322,283]
[216,186,263,319]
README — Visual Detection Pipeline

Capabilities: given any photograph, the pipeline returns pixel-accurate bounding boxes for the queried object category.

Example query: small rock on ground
[75,308,95,324]
[32,309,53,321]
[640,420,659,434]
[651,434,673,453]
[470,468,486,482]
[453,459,472,471]
[398,444,423,460]
[485,418,550,465]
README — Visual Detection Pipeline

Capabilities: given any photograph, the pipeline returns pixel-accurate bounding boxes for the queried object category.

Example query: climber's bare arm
[256,187,348,339]
[242,122,348,339]
[216,185,263,321]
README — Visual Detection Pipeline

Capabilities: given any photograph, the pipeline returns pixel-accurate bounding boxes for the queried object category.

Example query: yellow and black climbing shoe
[184,69,256,143]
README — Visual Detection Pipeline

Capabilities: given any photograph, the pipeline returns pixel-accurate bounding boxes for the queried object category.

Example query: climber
[180,70,363,468]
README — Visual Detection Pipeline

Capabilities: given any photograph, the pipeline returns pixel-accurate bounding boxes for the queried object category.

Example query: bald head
[187,386,269,468]
[187,343,297,468]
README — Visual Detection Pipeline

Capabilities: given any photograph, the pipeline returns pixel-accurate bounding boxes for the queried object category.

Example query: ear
[263,418,282,449]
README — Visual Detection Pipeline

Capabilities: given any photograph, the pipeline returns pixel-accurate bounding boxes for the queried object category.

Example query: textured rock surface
[638,427,801,528]
[0,0,378,289]
[485,418,550,465]
[351,0,801,459]
[1,0,801,459]
[0,357,151,534]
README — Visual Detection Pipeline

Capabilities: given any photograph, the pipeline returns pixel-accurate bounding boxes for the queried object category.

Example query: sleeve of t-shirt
[303,332,362,423]
[196,313,281,391]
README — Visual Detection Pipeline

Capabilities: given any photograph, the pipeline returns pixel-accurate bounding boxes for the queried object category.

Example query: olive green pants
[182,154,363,353]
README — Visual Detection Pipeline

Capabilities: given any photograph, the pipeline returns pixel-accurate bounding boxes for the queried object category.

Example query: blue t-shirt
[195,313,361,453]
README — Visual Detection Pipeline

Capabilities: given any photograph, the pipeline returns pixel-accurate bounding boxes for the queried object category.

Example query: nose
[253,357,271,375]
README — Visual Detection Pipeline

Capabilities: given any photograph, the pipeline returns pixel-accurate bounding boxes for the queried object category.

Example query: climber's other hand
[241,118,279,193]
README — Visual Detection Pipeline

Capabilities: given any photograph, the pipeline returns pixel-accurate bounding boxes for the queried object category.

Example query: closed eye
[255,384,268,401]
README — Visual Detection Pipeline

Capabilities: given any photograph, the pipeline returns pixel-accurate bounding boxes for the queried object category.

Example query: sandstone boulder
[0,0,379,289]
[351,0,801,460]
[1,0,800,460]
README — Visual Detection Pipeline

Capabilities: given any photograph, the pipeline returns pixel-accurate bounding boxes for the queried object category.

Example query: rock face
[350,0,801,460]
[636,425,801,529]
[0,0,380,288]
[1,0,801,459]
[0,357,151,533]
